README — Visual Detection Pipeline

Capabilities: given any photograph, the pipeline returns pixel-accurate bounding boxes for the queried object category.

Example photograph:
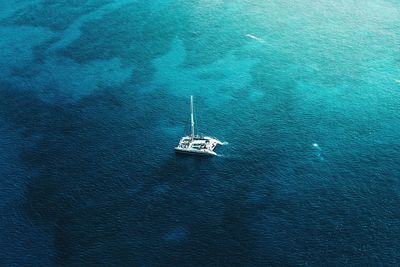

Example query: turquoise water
[1,0,400,265]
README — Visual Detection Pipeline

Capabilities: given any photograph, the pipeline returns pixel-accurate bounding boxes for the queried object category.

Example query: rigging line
[194,97,200,136]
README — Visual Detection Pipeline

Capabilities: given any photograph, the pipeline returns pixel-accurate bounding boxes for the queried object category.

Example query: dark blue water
[1,0,400,265]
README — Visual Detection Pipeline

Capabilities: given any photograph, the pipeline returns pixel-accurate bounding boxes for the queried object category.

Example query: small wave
[163,227,187,242]
[395,79,400,84]
[222,141,229,145]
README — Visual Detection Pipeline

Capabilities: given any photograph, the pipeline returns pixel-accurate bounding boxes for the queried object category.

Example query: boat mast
[190,95,195,139]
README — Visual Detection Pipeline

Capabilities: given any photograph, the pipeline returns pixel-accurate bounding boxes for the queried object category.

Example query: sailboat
[175,96,222,156]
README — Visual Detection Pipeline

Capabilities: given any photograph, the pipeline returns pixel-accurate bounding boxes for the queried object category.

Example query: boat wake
[312,143,325,161]
[312,143,321,150]
[245,34,265,43]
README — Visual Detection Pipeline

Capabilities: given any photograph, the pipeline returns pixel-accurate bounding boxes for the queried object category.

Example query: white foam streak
[245,34,265,43]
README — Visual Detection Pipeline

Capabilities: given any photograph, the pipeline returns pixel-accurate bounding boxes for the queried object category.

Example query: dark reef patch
[10,0,112,31]
[58,0,256,69]
[59,2,180,69]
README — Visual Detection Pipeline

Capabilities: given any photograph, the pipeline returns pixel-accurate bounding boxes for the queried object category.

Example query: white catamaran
[175,96,222,156]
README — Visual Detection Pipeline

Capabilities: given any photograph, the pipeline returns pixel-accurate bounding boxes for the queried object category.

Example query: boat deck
[175,136,221,156]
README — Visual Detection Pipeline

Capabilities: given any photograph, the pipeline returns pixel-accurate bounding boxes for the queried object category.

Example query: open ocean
[1,0,400,266]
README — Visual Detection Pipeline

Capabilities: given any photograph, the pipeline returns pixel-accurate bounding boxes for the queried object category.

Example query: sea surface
[1,0,400,266]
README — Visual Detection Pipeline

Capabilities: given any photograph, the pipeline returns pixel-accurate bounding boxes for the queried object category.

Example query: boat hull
[174,147,217,156]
